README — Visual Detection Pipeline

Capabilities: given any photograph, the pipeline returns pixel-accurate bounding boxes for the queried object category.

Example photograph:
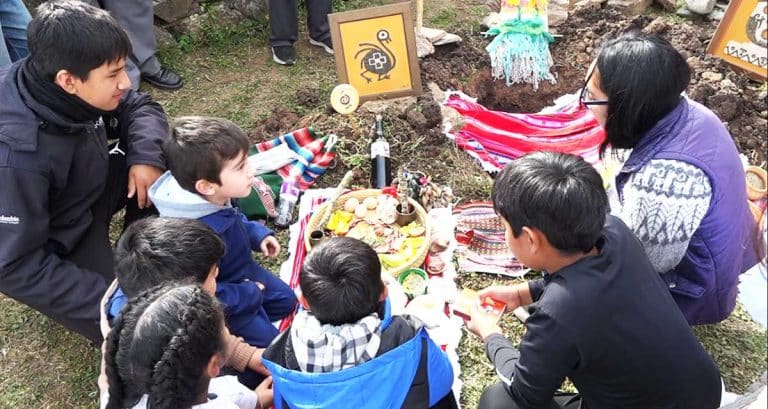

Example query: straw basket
[304,189,431,278]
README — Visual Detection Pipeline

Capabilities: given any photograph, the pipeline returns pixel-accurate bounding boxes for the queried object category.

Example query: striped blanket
[240,128,336,220]
[443,91,605,173]
[453,202,527,276]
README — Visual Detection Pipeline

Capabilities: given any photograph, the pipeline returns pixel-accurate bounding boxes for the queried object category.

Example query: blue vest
[616,97,761,325]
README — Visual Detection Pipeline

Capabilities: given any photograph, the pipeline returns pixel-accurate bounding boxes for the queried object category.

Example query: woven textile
[240,128,336,220]
[453,202,526,276]
[443,91,605,173]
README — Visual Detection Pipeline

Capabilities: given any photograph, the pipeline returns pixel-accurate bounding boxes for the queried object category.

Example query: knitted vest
[616,98,760,325]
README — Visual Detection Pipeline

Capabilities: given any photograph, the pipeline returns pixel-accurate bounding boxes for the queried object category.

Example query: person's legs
[478,382,582,409]
[0,0,31,62]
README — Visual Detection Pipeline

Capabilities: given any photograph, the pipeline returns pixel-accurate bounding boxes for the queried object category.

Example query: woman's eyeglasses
[579,67,609,108]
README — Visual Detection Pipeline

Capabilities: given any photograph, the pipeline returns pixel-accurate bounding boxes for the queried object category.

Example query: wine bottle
[370,115,392,189]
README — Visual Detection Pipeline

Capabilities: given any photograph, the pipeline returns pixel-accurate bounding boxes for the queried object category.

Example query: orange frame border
[706,0,767,81]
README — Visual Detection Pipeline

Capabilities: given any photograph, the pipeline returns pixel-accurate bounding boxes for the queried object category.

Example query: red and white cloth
[443,91,606,173]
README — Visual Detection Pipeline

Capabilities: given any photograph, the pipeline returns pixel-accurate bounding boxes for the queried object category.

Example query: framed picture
[707,0,767,81]
[329,2,422,102]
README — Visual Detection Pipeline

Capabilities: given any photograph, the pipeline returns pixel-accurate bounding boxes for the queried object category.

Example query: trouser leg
[306,0,331,42]
[269,0,298,47]
[101,0,161,90]
[478,382,583,409]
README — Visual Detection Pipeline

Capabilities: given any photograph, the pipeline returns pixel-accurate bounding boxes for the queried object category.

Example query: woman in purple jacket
[581,31,762,325]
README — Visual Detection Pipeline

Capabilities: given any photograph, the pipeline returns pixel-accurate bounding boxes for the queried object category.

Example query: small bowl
[309,229,330,247]
[398,268,428,299]
[746,166,768,201]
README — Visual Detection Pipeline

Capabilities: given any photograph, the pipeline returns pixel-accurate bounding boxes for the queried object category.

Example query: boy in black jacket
[0,0,168,343]
[466,151,722,409]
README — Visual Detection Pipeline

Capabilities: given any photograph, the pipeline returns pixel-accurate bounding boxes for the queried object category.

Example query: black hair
[114,217,225,298]
[163,116,250,194]
[27,0,132,81]
[492,151,608,254]
[300,237,385,325]
[105,285,225,409]
[595,31,691,155]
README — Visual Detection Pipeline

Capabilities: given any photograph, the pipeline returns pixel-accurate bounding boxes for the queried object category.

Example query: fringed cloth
[443,91,606,174]
[454,202,527,276]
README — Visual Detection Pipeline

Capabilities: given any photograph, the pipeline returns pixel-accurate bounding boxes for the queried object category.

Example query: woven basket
[305,189,431,278]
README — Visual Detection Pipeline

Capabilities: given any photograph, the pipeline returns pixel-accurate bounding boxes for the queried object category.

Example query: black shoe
[142,66,183,90]
[272,45,296,65]
[309,37,333,55]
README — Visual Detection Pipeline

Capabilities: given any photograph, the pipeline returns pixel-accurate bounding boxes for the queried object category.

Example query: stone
[415,32,436,58]
[154,25,177,50]
[687,56,703,70]
[676,6,694,17]
[643,17,670,35]
[607,0,653,15]
[701,71,724,82]
[707,8,725,20]
[685,0,716,14]
[228,0,269,21]
[549,0,569,27]
[171,3,245,36]
[153,0,196,23]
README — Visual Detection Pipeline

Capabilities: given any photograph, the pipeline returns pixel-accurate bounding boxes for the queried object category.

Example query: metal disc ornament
[330,84,360,114]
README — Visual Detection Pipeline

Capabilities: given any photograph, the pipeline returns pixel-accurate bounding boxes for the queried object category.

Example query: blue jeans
[0,0,31,67]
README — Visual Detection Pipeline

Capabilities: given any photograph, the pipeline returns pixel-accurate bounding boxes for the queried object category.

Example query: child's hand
[260,236,281,257]
[255,376,274,409]
[465,300,503,341]
[478,283,528,310]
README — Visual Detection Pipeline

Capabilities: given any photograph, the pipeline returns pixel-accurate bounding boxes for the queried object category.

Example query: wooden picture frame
[706,0,767,81]
[329,2,422,102]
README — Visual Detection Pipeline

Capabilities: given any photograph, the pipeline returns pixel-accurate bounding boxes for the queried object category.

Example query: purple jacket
[616,97,761,325]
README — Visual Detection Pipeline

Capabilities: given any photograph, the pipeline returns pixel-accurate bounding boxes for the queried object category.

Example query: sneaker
[309,37,334,55]
[272,45,296,65]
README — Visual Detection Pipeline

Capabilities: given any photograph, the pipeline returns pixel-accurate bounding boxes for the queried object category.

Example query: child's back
[262,237,456,409]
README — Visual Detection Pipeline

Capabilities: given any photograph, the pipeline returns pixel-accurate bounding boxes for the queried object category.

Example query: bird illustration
[354,29,397,83]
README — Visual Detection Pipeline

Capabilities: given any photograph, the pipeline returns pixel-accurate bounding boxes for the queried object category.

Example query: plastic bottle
[371,114,392,189]
[274,178,299,229]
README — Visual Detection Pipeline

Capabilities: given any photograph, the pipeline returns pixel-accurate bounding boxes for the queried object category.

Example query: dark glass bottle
[370,114,392,189]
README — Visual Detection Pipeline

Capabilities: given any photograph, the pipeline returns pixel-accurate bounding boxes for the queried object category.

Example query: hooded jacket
[149,172,296,346]
[262,300,456,409]
[0,61,167,335]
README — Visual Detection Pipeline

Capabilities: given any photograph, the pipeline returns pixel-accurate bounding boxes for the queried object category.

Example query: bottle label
[371,140,390,159]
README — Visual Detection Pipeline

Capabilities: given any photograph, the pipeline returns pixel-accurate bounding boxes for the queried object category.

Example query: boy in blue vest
[263,237,457,409]
[147,116,297,352]
[466,151,722,409]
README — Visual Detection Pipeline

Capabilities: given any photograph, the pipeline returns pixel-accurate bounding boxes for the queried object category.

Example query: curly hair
[104,285,225,409]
